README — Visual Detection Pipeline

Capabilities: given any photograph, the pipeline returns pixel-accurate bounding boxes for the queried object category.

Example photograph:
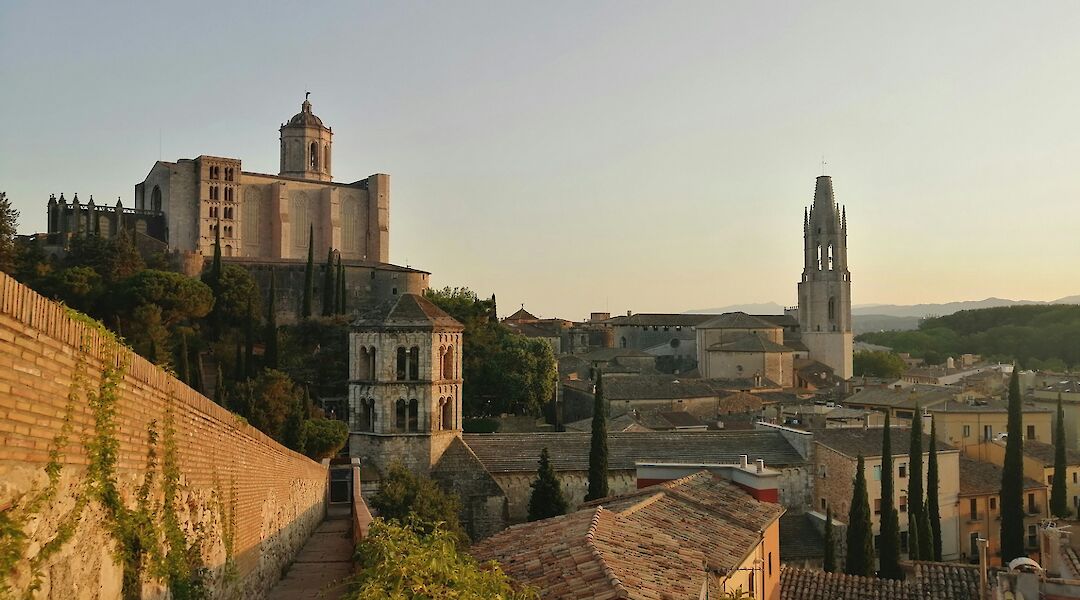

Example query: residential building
[957,457,1048,565]
[812,427,961,560]
[929,398,1052,453]
[471,472,785,600]
[968,439,1080,517]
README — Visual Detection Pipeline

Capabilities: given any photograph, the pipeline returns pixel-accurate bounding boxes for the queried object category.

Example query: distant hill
[686,302,785,315]
[852,314,922,334]
[853,296,1080,318]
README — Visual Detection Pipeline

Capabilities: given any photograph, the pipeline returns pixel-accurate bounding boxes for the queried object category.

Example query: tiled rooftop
[780,561,980,600]
[471,472,785,599]
[958,456,1045,495]
[813,427,954,459]
[463,430,806,473]
[351,293,462,330]
[843,384,956,410]
[1021,439,1080,467]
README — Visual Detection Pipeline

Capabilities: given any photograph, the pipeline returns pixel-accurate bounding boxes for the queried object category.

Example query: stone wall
[491,470,636,523]
[0,273,328,599]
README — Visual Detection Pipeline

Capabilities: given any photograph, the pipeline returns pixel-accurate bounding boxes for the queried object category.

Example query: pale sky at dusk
[2,1,1079,320]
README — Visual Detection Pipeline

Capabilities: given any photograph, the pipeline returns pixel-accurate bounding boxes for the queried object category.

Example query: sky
[2,1,1079,320]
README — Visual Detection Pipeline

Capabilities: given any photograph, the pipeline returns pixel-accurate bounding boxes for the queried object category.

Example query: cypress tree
[321,247,335,317]
[489,293,499,323]
[585,371,609,501]
[191,346,205,395]
[879,413,902,579]
[907,405,924,560]
[1052,393,1070,518]
[823,506,837,573]
[281,396,305,452]
[845,455,875,577]
[213,363,224,405]
[301,225,314,318]
[1001,368,1026,561]
[337,256,346,315]
[302,386,314,420]
[244,299,255,378]
[233,341,244,383]
[265,269,279,369]
[927,416,943,561]
[178,333,191,386]
[528,447,568,521]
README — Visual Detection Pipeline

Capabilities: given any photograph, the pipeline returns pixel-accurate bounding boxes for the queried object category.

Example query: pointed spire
[812,175,835,219]
[116,196,123,208]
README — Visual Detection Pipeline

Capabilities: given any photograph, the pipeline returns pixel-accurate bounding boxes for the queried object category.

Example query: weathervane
[305,91,311,101]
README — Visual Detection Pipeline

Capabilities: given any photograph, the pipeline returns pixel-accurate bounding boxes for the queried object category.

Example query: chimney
[627,310,632,317]
[755,459,765,473]
[740,455,749,469]
[894,384,902,392]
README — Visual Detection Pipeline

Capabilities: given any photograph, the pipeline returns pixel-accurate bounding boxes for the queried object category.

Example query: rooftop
[1021,439,1080,467]
[351,293,463,330]
[843,384,957,410]
[929,399,1050,413]
[568,375,720,401]
[471,472,785,599]
[709,334,793,354]
[813,427,954,459]
[780,562,980,600]
[778,513,825,562]
[600,313,718,327]
[958,457,1045,496]
[699,311,782,330]
[462,430,806,473]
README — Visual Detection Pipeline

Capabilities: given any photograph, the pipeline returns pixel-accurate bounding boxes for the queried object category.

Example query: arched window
[815,244,822,270]
[442,346,454,379]
[441,399,453,431]
[395,399,407,431]
[396,347,407,380]
[408,346,420,381]
[357,347,371,381]
[827,244,834,271]
[368,347,376,381]
[310,142,319,170]
[828,296,836,321]
[324,145,330,173]
[408,399,419,432]
[151,186,162,212]
[620,337,627,348]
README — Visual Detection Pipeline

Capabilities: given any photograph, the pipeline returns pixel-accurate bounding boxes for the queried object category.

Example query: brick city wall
[0,272,328,599]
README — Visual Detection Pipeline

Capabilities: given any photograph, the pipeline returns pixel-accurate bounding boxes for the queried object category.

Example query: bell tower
[279,93,333,182]
[797,175,853,379]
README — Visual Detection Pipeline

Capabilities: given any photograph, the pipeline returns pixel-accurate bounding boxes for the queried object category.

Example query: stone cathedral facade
[796,175,853,379]
[130,96,389,262]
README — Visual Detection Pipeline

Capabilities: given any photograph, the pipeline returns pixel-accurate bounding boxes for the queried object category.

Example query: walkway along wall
[0,272,328,599]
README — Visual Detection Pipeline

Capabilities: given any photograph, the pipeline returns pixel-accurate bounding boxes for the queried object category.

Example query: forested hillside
[857,304,1080,370]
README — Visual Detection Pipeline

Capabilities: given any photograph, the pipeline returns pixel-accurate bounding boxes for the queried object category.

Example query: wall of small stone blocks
[0,273,328,599]
[492,470,637,523]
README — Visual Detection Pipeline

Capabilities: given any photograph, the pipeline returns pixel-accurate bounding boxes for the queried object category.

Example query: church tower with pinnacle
[797,175,853,379]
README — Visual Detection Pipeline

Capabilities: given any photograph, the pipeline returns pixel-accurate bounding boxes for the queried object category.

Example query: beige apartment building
[928,399,1052,453]
[969,439,1080,517]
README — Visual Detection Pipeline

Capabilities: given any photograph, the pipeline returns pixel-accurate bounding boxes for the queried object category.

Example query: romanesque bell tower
[348,294,463,477]
[797,175,853,379]
[279,94,333,182]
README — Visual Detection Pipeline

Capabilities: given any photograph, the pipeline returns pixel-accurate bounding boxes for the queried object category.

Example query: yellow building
[968,439,1080,517]
[957,456,1048,565]
[929,399,1053,453]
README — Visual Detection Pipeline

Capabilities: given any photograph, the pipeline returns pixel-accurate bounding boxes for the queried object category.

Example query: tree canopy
[527,448,568,521]
[370,463,467,543]
[348,519,535,600]
[0,192,19,275]
[853,351,907,379]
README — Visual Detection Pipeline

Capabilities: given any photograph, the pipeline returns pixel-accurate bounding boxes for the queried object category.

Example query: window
[620,337,627,348]
[819,465,827,479]
[963,425,971,438]
[441,399,453,431]
[1027,425,1036,440]
[324,145,330,172]
[408,346,420,380]
[874,498,882,515]
[1028,525,1037,548]
[827,244,834,270]
[990,497,997,511]
[873,465,882,481]
[210,185,219,200]
[151,185,162,212]
[310,142,319,170]
[395,399,406,431]
[768,552,773,576]
[900,531,909,552]
[1028,493,1038,514]
[1074,472,1078,484]
[970,533,980,557]
[408,399,419,432]
[827,297,836,321]
[899,463,907,478]
[820,498,827,511]
[396,347,407,380]
[899,495,907,512]
[969,498,978,520]
[984,425,993,441]
[225,187,233,202]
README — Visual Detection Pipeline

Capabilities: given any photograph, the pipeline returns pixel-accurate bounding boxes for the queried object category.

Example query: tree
[878,413,902,579]
[1052,394,1070,518]
[301,225,314,318]
[119,270,214,330]
[853,351,907,379]
[321,247,335,317]
[907,404,925,560]
[1001,368,1026,561]
[244,299,255,378]
[38,266,104,313]
[528,448,568,521]
[370,463,466,542]
[201,264,261,326]
[65,228,145,284]
[823,506,836,573]
[301,418,349,460]
[845,455,875,577]
[177,333,191,386]
[0,192,19,274]
[585,371,609,502]
[209,219,223,338]
[337,256,346,315]
[348,519,535,600]
[281,396,305,452]
[247,369,300,440]
[265,269,279,369]
[927,416,943,561]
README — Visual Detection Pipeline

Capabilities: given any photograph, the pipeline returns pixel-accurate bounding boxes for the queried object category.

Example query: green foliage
[65,228,146,284]
[585,372,609,502]
[281,396,305,452]
[119,270,214,330]
[462,418,500,433]
[0,192,18,274]
[424,287,555,417]
[301,225,314,318]
[348,518,536,600]
[907,405,925,560]
[878,413,902,580]
[1052,395,1071,518]
[201,264,261,326]
[300,418,348,460]
[279,315,350,399]
[857,305,1080,370]
[528,448,568,521]
[845,455,875,577]
[337,257,346,315]
[321,248,335,317]
[265,269,279,370]
[37,266,105,313]
[927,417,943,561]
[370,463,467,543]
[232,369,300,440]
[823,507,836,573]
[853,351,907,379]
[1001,369,1026,561]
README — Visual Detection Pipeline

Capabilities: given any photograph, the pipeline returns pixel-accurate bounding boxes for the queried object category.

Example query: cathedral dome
[286,98,326,128]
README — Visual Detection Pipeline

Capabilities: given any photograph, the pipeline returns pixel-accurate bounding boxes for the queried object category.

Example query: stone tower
[279,94,333,182]
[348,294,463,476]
[797,175,853,379]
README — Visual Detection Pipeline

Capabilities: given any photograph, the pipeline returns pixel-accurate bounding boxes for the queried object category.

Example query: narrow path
[268,504,354,600]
